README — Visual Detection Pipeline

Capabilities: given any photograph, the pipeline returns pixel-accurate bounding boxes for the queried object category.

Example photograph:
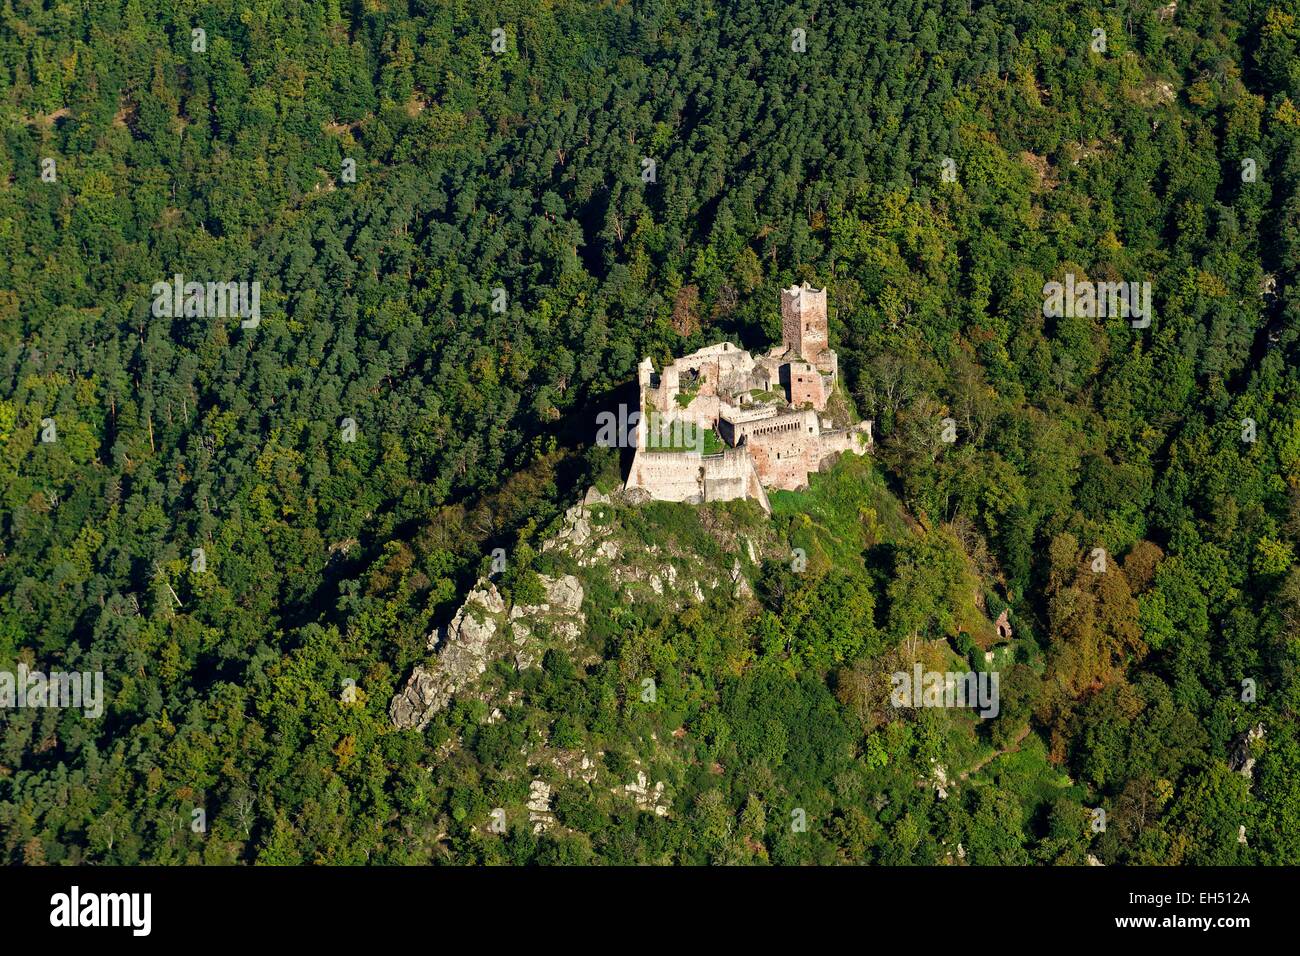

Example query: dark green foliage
[1,0,1298,866]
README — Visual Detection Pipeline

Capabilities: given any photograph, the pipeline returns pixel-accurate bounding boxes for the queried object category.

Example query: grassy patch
[769,454,912,570]
[969,733,1077,808]
[645,425,724,454]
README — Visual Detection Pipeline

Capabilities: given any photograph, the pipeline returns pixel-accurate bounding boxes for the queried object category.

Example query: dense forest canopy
[1,0,1299,864]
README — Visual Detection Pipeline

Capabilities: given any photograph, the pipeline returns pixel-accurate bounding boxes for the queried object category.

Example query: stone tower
[781,283,828,362]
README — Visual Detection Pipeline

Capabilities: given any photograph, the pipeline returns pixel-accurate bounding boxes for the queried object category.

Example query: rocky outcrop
[543,496,632,571]
[390,584,506,731]
[527,779,555,834]
[1228,723,1266,781]
[542,501,594,554]
[509,573,584,670]
[731,558,752,599]
[616,770,670,816]
[392,481,766,730]
[542,573,583,613]
[622,486,652,506]
[389,665,445,732]
[583,487,612,508]
[546,486,765,608]
[930,759,950,800]
[549,749,599,783]
[390,575,585,730]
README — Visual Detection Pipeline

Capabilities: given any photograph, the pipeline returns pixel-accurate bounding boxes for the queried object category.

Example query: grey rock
[1228,723,1266,781]
[389,664,444,731]
[541,574,584,613]
[391,582,506,730]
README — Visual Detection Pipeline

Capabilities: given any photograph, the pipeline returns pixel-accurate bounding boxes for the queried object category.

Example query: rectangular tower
[780,283,828,362]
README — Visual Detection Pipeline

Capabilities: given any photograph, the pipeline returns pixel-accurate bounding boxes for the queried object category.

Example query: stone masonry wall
[782,360,826,409]
[626,449,703,502]
[780,283,828,362]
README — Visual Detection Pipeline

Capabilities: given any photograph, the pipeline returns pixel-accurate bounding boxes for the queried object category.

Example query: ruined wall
[656,344,756,404]
[818,421,873,464]
[625,449,704,502]
[814,349,838,379]
[717,403,777,445]
[643,363,721,437]
[626,289,871,509]
[728,408,819,446]
[750,359,782,393]
[626,448,771,512]
[745,433,820,490]
[647,363,680,413]
[647,399,719,441]
[733,410,819,489]
[675,342,753,375]
[743,415,874,492]
[782,360,827,410]
[702,448,771,512]
[645,348,742,432]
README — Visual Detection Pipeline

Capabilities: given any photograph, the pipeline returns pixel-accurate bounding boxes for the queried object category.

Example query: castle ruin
[624,284,872,513]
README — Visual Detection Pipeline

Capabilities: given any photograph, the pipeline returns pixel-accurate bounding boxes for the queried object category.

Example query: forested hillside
[2,0,1299,864]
